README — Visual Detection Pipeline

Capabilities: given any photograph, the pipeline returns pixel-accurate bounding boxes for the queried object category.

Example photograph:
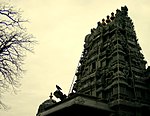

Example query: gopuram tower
[36,6,150,116]
[71,6,150,116]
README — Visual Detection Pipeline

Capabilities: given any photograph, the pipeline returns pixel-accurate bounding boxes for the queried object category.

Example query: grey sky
[0,0,150,116]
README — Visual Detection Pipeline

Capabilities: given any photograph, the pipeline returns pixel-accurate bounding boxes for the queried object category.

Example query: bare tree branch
[0,3,36,109]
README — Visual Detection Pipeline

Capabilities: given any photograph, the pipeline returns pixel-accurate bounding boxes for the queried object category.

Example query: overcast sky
[0,0,150,116]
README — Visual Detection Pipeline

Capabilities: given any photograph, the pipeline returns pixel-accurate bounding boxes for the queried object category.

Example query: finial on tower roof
[97,21,102,27]
[110,12,115,20]
[102,18,106,26]
[49,92,53,99]
[121,5,128,16]
[121,5,128,12]
[106,15,111,23]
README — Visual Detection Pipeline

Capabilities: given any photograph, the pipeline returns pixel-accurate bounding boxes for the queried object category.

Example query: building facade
[72,6,150,116]
[37,6,150,116]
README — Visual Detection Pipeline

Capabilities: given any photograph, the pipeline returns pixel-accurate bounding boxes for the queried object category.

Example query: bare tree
[0,4,36,109]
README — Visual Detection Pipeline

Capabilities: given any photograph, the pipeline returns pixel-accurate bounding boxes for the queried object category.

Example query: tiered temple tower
[72,6,150,116]
[37,6,150,116]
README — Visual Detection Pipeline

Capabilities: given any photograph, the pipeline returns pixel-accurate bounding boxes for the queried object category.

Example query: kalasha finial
[106,15,111,23]
[102,18,106,26]
[121,6,128,12]
[49,92,53,99]
[110,12,115,20]
[121,6,128,16]
[97,21,102,27]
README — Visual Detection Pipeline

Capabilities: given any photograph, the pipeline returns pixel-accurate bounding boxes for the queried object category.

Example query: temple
[36,6,150,116]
